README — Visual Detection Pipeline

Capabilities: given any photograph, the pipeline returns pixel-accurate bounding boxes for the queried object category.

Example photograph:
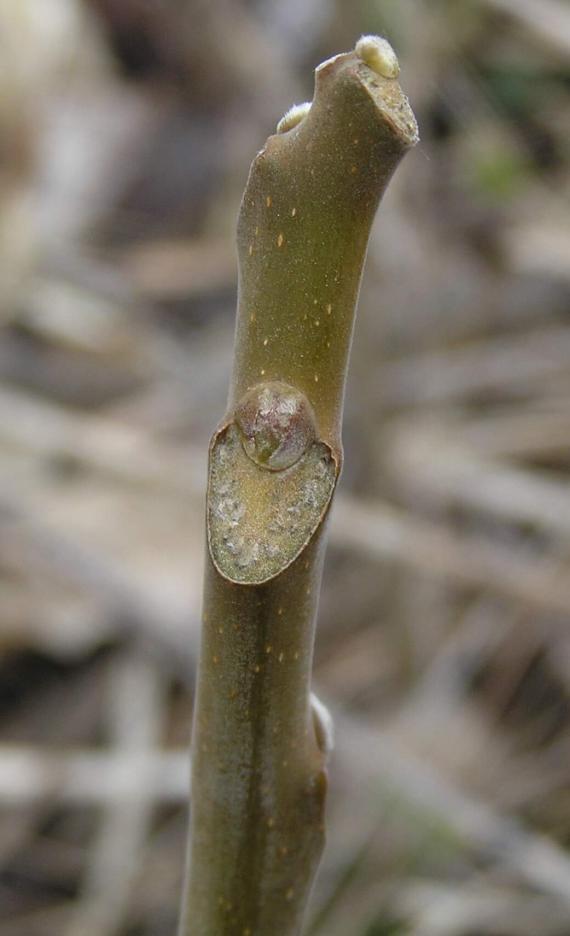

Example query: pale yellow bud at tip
[355,34,400,79]
[276,102,311,134]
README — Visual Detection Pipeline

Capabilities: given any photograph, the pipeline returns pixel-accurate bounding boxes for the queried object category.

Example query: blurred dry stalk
[0,1,569,935]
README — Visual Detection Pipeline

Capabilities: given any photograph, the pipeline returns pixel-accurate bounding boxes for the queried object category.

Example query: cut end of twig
[355,34,400,79]
[313,42,419,151]
[276,102,312,134]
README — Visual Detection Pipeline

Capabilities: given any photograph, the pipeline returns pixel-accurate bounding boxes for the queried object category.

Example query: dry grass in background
[0,1,569,934]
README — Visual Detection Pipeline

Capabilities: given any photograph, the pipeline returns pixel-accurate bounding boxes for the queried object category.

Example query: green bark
[179,40,418,936]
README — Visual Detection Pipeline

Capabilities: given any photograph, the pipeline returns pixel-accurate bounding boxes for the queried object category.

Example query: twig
[179,38,418,936]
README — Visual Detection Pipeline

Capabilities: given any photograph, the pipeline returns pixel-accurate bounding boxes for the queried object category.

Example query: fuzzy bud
[276,102,312,134]
[355,34,400,79]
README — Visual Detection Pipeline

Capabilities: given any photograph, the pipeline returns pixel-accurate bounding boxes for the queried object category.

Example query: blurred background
[1,1,569,934]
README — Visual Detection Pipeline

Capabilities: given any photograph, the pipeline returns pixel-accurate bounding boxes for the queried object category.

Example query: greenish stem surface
[179,44,417,936]
[231,50,418,455]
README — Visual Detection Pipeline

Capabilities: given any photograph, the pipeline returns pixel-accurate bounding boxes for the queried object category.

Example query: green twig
[179,36,418,936]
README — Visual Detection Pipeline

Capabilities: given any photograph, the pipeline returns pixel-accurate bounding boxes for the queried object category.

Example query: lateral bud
[234,381,317,471]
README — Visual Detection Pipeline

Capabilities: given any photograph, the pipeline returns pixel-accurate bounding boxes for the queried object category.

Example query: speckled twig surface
[178,39,418,936]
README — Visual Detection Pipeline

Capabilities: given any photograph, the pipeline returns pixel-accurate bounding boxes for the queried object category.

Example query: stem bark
[179,41,418,936]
